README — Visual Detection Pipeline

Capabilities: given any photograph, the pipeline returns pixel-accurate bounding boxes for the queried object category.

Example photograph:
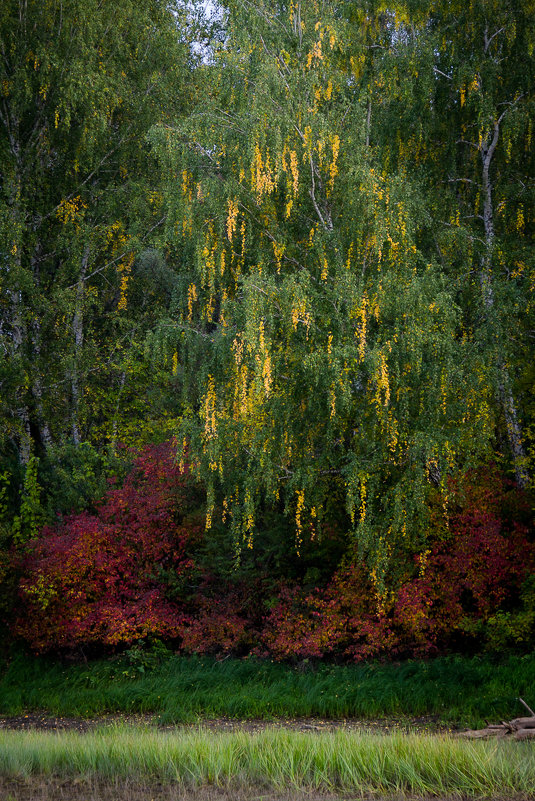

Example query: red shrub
[180,587,257,655]
[261,469,534,661]
[391,468,534,655]
[260,572,396,662]
[260,583,344,659]
[15,443,201,651]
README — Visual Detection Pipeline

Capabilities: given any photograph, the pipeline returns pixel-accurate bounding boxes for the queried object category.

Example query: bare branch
[309,153,333,231]
[433,67,452,80]
[237,0,290,37]
[519,698,535,717]
[484,25,505,53]
[65,216,166,289]
[456,138,479,150]
[447,177,480,187]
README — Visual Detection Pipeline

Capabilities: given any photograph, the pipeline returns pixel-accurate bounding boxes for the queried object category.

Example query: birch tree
[156,0,495,583]
[416,0,534,487]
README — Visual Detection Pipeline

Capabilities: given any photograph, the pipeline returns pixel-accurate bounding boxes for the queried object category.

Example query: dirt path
[0,779,371,801]
[0,713,454,735]
[0,777,528,801]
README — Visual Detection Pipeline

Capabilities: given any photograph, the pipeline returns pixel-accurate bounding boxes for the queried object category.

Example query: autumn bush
[179,581,261,656]
[14,443,202,652]
[11,446,534,660]
[260,469,534,661]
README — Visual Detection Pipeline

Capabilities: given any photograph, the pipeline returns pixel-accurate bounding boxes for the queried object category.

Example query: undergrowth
[1,651,534,728]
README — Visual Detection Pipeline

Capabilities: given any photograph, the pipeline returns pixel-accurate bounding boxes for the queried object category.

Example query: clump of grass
[1,651,534,728]
[0,726,533,798]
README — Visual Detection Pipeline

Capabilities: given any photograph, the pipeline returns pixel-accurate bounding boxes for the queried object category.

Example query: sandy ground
[0,713,454,735]
[0,779,351,801]
[1,778,524,801]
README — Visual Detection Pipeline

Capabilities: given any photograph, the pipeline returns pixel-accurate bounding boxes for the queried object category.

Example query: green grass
[0,726,534,797]
[1,651,535,728]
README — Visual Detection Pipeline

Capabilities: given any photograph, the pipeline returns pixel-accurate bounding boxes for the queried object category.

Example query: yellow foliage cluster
[329,382,336,418]
[374,348,391,409]
[182,169,193,201]
[272,241,285,274]
[56,195,87,226]
[295,488,305,555]
[328,134,340,192]
[251,144,276,199]
[117,253,133,311]
[306,39,323,68]
[226,198,239,241]
[291,297,312,334]
[359,476,367,523]
[257,320,272,397]
[354,294,368,362]
[517,205,525,233]
[203,374,217,440]
[281,143,300,216]
[187,283,197,321]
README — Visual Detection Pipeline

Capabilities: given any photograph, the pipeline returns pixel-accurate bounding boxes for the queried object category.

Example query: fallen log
[461,725,509,739]
[510,716,535,730]
[458,698,535,740]
[514,728,535,740]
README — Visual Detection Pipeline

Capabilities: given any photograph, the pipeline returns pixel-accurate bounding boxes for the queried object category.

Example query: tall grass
[1,652,535,727]
[0,726,533,797]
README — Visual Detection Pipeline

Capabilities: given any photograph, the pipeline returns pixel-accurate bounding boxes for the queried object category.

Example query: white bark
[479,119,528,489]
[8,240,32,465]
[71,246,90,445]
[30,249,53,450]
[365,97,371,149]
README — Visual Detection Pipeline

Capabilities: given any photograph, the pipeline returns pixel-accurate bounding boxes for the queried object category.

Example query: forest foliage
[0,0,534,659]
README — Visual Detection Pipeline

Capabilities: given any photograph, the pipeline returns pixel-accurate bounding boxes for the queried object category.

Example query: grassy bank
[1,652,535,728]
[1,726,534,798]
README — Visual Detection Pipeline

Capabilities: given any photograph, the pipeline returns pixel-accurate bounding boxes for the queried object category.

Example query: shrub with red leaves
[260,569,396,662]
[14,443,202,652]
[390,470,535,655]
[180,585,258,655]
[261,469,534,661]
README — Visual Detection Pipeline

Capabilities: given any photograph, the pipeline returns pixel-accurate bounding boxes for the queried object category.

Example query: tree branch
[484,25,505,54]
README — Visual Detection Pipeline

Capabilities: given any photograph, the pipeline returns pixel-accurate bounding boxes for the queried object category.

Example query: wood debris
[460,698,535,740]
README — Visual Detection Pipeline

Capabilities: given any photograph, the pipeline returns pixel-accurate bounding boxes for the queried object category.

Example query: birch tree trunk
[479,118,529,489]
[29,248,53,451]
[8,286,31,465]
[30,325,53,451]
[71,247,90,445]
